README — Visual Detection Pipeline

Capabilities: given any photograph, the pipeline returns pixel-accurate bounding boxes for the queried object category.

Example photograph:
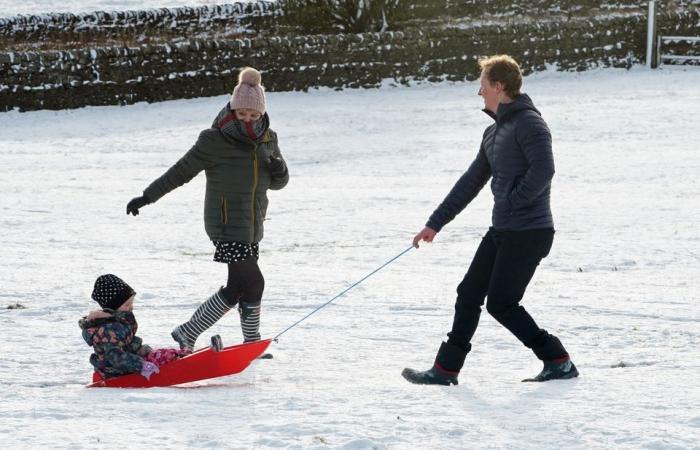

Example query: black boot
[402,341,467,386]
[522,358,579,382]
[402,365,459,386]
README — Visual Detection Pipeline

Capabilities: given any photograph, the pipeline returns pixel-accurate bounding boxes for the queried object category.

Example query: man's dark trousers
[446,227,568,363]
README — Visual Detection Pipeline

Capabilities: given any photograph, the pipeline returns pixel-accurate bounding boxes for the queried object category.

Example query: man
[403,55,578,385]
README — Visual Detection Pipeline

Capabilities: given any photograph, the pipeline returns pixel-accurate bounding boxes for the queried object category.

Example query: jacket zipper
[221,197,228,225]
[250,145,259,242]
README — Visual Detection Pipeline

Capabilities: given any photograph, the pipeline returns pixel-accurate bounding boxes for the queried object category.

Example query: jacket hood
[483,93,541,123]
[79,309,114,329]
[79,310,134,344]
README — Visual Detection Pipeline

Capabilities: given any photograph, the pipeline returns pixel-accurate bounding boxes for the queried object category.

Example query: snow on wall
[396,0,700,21]
[0,1,279,41]
[5,0,695,44]
[1,9,699,112]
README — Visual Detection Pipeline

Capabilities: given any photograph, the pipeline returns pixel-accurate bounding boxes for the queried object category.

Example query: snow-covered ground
[1,67,699,449]
[0,0,259,18]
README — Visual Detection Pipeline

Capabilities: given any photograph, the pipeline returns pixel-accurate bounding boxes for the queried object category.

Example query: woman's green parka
[143,117,288,243]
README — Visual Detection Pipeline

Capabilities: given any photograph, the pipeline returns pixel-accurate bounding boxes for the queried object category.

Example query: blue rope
[273,245,415,341]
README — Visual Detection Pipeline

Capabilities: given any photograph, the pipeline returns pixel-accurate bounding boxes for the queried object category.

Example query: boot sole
[522,368,580,382]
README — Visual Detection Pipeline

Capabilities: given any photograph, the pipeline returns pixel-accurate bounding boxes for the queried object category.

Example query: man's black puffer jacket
[427,94,555,232]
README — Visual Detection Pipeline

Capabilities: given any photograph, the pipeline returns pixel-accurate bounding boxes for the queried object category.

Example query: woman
[126,67,289,352]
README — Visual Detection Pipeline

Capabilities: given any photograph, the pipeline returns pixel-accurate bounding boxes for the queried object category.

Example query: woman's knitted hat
[91,274,136,310]
[230,67,266,114]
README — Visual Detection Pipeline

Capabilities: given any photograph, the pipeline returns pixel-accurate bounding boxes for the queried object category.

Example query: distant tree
[280,0,402,33]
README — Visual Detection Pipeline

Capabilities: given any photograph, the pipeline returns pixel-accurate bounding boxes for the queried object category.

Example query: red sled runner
[87,339,272,388]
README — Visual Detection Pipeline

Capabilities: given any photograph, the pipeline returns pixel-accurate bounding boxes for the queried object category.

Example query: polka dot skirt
[213,241,259,263]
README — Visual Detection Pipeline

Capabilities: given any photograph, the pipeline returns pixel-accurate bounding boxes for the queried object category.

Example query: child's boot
[172,287,233,352]
[210,334,223,352]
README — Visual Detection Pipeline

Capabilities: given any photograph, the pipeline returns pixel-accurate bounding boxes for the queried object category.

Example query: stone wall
[0,2,280,47]
[4,1,697,46]
[1,6,699,112]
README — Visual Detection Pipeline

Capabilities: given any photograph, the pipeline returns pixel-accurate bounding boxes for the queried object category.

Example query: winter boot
[210,334,223,352]
[171,288,232,352]
[401,366,459,386]
[522,357,579,382]
[238,301,261,342]
[402,341,467,386]
[238,301,273,359]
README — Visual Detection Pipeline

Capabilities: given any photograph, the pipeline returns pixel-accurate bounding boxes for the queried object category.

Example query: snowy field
[0,0,257,17]
[1,67,699,449]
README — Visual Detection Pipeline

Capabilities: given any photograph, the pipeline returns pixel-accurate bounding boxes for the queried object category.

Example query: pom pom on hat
[238,67,262,86]
[230,67,266,115]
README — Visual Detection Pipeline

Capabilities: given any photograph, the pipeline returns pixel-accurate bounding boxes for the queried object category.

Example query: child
[125,67,289,352]
[79,274,189,380]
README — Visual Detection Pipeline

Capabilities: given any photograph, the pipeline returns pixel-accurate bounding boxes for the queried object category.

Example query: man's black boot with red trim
[523,333,579,382]
[401,365,459,386]
[522,356,579,382]
[402,341,467,386]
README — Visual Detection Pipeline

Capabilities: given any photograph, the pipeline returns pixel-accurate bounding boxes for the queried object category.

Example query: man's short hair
[478,55,522,98]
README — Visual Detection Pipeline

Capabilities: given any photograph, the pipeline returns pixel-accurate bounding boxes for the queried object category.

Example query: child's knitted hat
[230,67,266,114]
[91,274,136,310]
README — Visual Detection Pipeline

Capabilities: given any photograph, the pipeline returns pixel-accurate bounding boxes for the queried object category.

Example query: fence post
[646,0,657,68]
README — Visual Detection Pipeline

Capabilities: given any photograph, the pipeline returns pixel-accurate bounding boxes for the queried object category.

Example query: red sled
[86,339,272,388]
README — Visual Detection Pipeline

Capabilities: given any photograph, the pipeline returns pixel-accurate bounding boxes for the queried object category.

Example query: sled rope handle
[273,245,415,341]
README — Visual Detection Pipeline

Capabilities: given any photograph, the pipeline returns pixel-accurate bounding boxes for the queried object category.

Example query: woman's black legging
[222,257,265,307]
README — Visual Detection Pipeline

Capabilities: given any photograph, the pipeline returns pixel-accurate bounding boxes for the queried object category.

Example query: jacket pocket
[255,197,268,222]
[507,176,523,211]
